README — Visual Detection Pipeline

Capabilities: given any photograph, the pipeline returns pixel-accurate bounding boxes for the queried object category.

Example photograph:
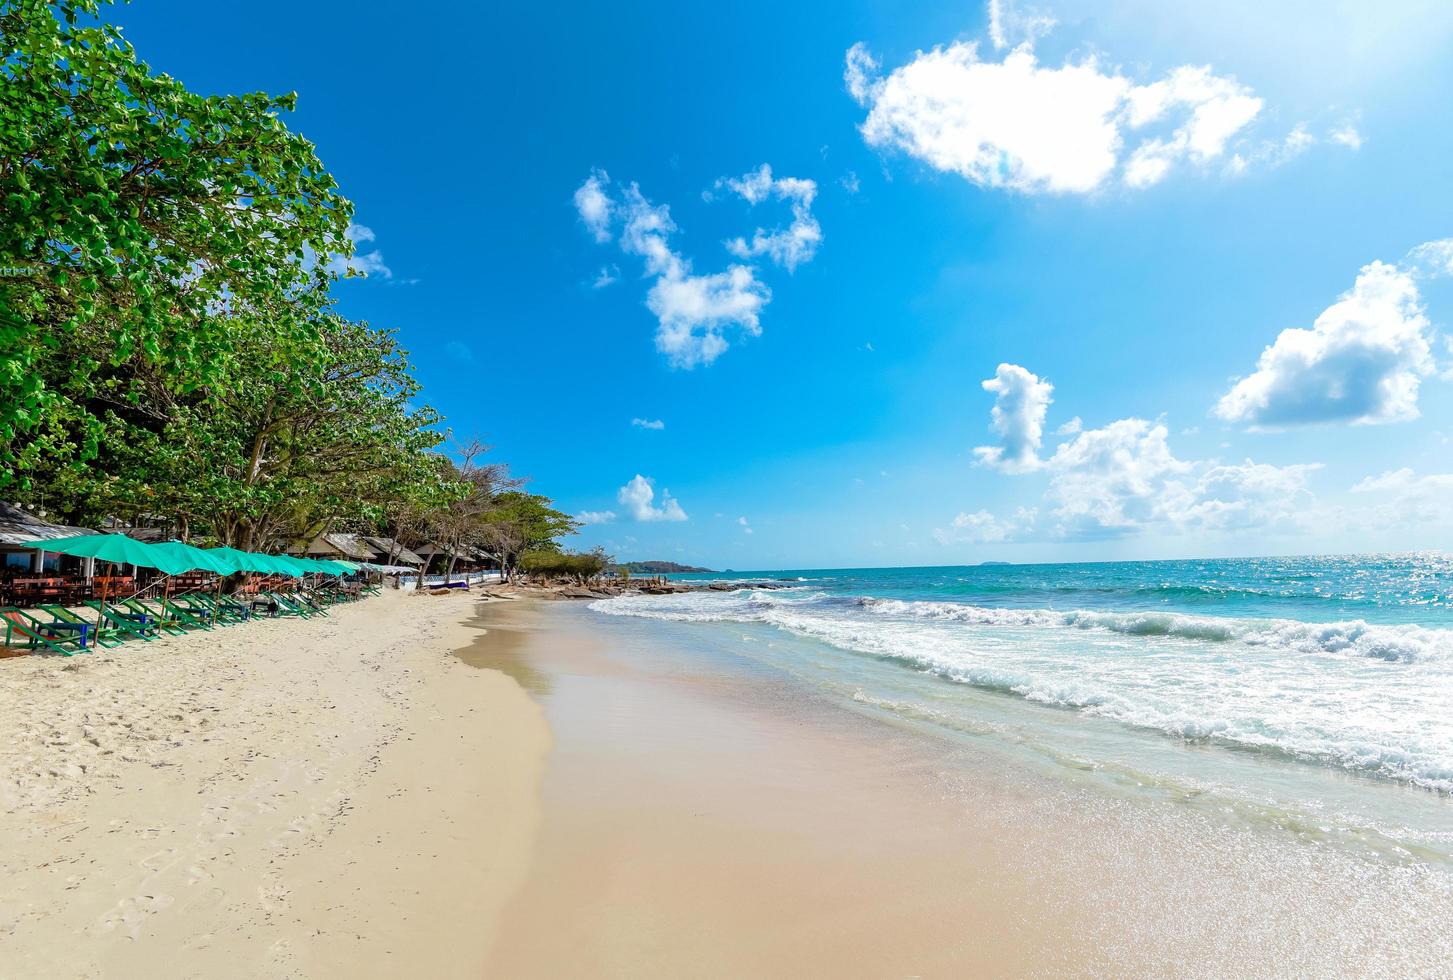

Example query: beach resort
[6,0,1453,975]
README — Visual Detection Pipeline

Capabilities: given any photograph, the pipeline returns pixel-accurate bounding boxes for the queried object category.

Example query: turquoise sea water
[592,554,1453,862]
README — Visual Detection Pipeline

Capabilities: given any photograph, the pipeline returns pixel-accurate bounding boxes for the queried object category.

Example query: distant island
[611,561,717,574]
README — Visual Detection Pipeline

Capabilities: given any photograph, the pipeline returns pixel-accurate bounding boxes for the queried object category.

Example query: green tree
[1,0,354,489]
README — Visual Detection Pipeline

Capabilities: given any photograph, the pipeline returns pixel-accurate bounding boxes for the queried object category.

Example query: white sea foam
[590,589,1453,793]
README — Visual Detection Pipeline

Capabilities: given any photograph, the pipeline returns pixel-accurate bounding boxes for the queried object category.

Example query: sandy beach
[0,591,548,978]
[5,591,1451,978]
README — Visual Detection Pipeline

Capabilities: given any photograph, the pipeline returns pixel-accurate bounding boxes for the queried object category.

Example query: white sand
[0,590,548,978]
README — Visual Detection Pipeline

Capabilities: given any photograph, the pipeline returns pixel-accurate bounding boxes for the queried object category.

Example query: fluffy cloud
[974,363,1053,472]
[577,510,617,525]
[1043,420,1321,537]
[1350,468,1453,527]
[952,368,1324,541]
[933,507,1035,544]
[738,516,753,535]
[987,0,1056,51]
[1329,123,1364,151]
[631,417,665,430]
[845,23,1283,194]
[1406,238,1453,278]
[718,164,822,272]
[1121,67,1263,188]
[574,169,614,242]
[1215,261,1435,427]
[574,173,771,368]
[617,475,688,522]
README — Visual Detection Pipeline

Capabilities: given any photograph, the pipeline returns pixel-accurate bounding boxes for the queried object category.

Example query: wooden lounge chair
[1,607,91,655]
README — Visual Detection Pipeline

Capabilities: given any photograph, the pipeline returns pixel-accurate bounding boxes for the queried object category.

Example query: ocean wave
[589,589,1453,792]
[854,598,1453,663]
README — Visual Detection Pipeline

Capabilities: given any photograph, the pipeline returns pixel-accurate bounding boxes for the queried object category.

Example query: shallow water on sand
[593,556,1453,866]
[480,600,1453,975]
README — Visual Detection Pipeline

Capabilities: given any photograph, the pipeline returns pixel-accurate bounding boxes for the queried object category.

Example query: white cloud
[974,363,1054,473]
[1044,419,1191,533]
[631,417,665,430]
[1122,66,1264,188]
[1056,416,1082,435]
[1329,123,1364,151]
[987,0,1056,51]
[1045,420,1321,536]
[840,171,861,194]
[617,475,688,522]
[719,164,822,272]
[1215,261,1435,428]
[738,516,753,535]
[844,42,880,104]
[577,510,617,525]
[954,413,1321,541]
[1406,238,1453,278]
[647,265,769,367]
[1348,468,1453,529]
[933,508,1033,544]
[574,169,614,243]
[323,223,393,280]
[846,21,1280,194]
[592,264,618,289]
[575,176,772,368]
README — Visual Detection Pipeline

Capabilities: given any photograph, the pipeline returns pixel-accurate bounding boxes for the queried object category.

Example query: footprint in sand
[98,893,176,939]
[139,847,178,872]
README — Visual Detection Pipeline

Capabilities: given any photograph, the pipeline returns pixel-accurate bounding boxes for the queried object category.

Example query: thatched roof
[362,536,424,566]
[0,503,97,547]
[304,532,378,561]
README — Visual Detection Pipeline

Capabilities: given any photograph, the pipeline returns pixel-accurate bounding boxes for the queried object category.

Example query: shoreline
[4,589,1450,976]
[479,599,1453,977]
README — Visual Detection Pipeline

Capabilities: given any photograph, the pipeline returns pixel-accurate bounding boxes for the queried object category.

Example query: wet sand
[471,600,1453,978]
[472,600,1091,976]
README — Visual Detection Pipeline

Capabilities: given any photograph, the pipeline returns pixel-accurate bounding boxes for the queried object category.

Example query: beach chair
[73,601,156,644]
[193,593,252,624]
[123,598,194,636]
[266,592,314,618]
[1,607,90,655]
[294,588,331,616]
[37,604,125,648]
[166,594,220,624]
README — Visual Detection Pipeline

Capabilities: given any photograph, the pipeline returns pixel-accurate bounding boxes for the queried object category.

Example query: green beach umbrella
[314,559,352,575]
[38,534,197,576]
[267,555,312,577]
[151,540,242,575]
[204,547,281,574]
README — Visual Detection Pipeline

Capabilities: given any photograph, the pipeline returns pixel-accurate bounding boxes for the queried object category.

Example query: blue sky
[114,0,1453,568]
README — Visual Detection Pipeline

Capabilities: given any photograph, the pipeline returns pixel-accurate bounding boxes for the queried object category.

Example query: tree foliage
[518,548,610,583]
[1,0,352,486]
[0,1,583,565]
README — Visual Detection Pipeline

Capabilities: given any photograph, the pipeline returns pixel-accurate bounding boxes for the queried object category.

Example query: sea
[591,554,1453,865]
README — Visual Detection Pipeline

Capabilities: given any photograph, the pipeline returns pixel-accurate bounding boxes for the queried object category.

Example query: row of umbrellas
[37,534,368,578]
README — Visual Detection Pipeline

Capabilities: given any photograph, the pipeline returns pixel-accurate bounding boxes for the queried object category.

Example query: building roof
[0,503,97,548]
[362,536,425,566]
[304,532,379,561]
